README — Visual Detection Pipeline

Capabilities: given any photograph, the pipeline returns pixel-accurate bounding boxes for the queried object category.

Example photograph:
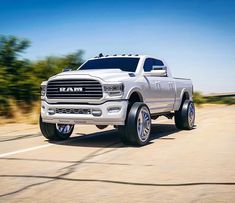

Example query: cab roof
[89,54,162,60]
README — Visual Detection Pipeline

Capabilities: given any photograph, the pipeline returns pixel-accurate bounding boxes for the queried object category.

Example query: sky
[1,0,235,93]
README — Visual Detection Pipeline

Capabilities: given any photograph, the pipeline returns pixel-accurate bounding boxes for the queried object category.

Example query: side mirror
[144,65,167,77]
[62,67,72,72]
[152,65,166,70]
[149,69,167,77]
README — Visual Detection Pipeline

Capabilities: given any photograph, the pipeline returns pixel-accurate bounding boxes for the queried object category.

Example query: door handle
[168,82,174,89]
[155,81,161,89]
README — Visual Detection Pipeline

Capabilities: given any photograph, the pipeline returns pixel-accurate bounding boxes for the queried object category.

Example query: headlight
[41,85,46,97]
[103,83,124,96]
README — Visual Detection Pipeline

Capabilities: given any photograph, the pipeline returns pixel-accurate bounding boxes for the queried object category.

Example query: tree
[31,50,84,81]
[0,35,36,104]
[0,35,30,73]
[0,35,85,117]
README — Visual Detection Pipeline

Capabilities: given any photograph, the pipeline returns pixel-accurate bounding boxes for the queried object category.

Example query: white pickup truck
[40,54,195,146]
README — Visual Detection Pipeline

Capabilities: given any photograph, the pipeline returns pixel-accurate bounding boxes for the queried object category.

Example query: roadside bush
[193,92,206,105]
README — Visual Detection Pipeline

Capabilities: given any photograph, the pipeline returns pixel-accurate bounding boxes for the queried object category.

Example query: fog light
[108,107,121,113]
[48,109,55,115]
[92,109,102,117]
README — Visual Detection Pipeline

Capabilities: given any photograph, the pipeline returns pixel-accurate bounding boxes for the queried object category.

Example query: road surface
[0,105,235,203]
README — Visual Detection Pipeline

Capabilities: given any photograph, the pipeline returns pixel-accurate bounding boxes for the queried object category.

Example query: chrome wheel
[188,102,195,128]
[56,124,74,134]
[137,106,151,142]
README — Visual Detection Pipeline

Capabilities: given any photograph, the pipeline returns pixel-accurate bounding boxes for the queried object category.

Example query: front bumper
[41,100,128,125]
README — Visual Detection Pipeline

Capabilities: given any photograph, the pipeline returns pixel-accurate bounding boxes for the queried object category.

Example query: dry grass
[0,101,40,124]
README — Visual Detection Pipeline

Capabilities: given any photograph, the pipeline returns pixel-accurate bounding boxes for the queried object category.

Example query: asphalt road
[0,105,235,203]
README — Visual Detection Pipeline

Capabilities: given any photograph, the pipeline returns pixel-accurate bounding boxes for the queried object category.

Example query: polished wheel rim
[56,124,73,134]
[188,103,195,128]
[137,106,151,142]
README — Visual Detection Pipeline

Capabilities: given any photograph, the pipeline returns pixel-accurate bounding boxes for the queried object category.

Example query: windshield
[79,57,140,72]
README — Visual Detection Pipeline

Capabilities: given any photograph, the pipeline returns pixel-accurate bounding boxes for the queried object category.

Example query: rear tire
[39,115,74,140]
[175,100,195,130]
[118,102,151,146]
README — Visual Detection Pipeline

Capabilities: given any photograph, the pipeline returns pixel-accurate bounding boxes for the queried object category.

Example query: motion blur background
[0,0,235,121]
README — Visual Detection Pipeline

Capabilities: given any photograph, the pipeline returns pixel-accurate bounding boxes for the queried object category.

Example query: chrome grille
[46,79,103,99]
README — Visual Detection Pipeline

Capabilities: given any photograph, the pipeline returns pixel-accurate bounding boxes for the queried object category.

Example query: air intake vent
[46,79,103,99]
[55,108,91,114]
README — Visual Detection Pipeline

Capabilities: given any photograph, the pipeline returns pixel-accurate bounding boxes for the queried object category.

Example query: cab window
[154,59,164,66]
[143,58,155,72]
[143,58,164,72]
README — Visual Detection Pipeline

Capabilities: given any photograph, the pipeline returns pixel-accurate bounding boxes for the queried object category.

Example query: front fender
[125,87,144,102]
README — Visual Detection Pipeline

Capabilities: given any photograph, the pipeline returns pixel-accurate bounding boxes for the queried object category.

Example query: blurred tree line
[0,35,84,117]
[193,92,235,105]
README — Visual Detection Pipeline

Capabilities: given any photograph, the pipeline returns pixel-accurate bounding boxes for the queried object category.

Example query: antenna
[99,53,104,57]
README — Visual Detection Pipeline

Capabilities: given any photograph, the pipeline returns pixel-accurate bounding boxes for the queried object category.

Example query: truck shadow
[50,123,180,148]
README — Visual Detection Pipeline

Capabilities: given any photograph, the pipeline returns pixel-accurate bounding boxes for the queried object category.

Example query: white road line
[0,143,53,158]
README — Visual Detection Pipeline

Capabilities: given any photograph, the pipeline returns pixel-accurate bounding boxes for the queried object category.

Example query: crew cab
[40,54,195,146]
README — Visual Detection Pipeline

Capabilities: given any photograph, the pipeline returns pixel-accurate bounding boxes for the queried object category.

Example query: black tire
[117,101,134,145]
[118,125,131,145]
[39,115,74,140]
[174,100,195,130]
[118,102,151,146]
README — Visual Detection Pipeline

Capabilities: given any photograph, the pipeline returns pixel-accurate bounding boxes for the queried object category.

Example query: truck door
[143,58,162,112]
[154,76,175,112]
[143,58,175,113]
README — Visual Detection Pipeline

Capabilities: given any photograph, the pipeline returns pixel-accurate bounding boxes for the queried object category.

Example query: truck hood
[51,69,132,82]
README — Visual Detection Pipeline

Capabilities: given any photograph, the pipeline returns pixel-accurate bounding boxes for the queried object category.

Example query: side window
[143,58,154,72]
[154,59,164,66]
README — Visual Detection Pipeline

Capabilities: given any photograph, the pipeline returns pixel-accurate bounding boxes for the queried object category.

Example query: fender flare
[126,87,144,102]
[175,88,191,111]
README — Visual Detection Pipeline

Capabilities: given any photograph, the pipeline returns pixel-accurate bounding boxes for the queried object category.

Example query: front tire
[118,102,151,146]
[39,115,74,140]
[174,100,195,130]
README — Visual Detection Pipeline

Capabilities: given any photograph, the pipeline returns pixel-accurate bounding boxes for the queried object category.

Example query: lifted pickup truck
[40,54,195,146]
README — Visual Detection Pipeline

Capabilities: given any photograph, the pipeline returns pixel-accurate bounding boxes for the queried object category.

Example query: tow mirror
[149,69,167,77]
[144,65,167,77]
[152,65,166,70]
